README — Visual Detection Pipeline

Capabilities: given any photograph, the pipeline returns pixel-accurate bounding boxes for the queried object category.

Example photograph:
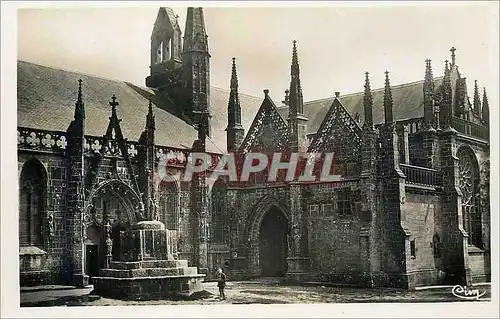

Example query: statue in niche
[104,221,113,268]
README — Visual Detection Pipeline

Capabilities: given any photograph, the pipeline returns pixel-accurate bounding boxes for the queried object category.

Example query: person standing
[217,268,226,300]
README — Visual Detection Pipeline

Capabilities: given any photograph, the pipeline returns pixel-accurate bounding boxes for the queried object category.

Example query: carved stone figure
[105,221,113,268]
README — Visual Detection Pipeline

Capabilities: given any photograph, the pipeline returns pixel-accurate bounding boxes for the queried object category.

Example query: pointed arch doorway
[259,206,289,277]
[83,180,140,278]
[248,195,291,278]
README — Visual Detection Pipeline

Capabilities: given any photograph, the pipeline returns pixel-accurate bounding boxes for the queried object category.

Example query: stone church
[18,7,490,289]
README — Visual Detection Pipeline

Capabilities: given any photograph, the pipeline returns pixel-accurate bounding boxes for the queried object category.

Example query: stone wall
[18,152,67,284]
[402,190,445,287]
[305,183,362,283]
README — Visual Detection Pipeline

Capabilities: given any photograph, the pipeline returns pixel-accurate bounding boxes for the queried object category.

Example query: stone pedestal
[92,221,205,300]
[285,256,310,282]
[19,246,51,286]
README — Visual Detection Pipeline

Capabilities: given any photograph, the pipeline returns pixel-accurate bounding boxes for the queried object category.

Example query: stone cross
[450,47,456,66]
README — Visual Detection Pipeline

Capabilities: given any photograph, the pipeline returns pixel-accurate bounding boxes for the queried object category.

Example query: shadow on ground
[20,290,216,307]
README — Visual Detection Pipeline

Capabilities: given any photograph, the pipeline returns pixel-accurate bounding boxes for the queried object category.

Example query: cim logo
[451,285,486,301]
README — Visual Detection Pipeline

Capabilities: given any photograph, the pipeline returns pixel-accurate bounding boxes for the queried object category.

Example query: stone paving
[20,279,491,307]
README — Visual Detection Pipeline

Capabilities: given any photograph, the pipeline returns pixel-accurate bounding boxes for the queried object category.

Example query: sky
[15,1,499,105]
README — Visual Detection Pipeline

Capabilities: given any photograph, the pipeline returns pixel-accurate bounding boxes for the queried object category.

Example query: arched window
[433,233,442,258]
[457,147,482,248]
[211,178,227,243]
[19,158,47,247]
[158,179,179,230]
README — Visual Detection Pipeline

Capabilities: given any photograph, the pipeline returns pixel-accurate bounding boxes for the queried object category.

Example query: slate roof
[17,60,263,153]
[17,60,437,154]
[277,77,443,135]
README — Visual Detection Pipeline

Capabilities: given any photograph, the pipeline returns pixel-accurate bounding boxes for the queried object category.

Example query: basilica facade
[18,7,490,289]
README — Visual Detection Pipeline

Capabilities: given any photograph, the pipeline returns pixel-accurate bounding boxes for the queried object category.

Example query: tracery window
[211,178,227,243]
[457,147,482,248]
[158,180,179,230]
[19,158,47,247]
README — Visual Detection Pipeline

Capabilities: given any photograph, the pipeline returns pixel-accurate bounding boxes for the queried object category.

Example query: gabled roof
[238,92,289,153]
[17,60,439,155]
[152,7,179,35]
[17,60,224,152]
[277,77,443,134]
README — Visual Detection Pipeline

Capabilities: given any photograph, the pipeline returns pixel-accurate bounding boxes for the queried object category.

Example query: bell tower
[146,7,183,89]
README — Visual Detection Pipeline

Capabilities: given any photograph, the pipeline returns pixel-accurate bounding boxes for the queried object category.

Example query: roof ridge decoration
[239,89,290,153]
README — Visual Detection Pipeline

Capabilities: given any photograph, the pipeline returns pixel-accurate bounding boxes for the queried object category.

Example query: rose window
[458,154,474,205]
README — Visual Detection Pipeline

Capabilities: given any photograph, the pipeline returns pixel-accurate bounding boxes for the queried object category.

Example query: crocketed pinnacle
[384,71,393,124]
[473,80,481,114]
[363,72,373,126]
[146,99,155,130]
[289,40,304,115]
[482,87,489,124]
[227,57,242,129]
[424,59,434,92]
[74,79,85,121]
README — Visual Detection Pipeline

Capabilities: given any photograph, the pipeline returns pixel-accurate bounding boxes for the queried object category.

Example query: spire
[440,60,453,128]
[423,60,435,127]
[384,71,394,124]
[473,80,481,114]
[424,59,434,92]
[450,47,456,67]
[363,72,373,126]
[227,57,242,130]
[230,57,238,90]
[146,100,155,130]
[482,87,489,125]
[288,40,304,116]
[74,79,85,122]
[183,7,208,53]
[182,7,211,137]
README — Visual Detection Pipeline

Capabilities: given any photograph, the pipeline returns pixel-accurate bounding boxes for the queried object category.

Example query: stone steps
[109,260,188,270]
[98,266,199,278]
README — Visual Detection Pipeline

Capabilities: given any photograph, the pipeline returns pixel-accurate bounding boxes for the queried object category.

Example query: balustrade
[400,164,443,188]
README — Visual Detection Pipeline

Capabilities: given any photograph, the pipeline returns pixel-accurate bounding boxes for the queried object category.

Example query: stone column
[189,140,210,274]
[419,127,440,169]
[359,124,381,287]
[285,182,310,282]
[380,124,410,288]
[65,90,88,287]
[65,157,87,287]
[439,128,470,286]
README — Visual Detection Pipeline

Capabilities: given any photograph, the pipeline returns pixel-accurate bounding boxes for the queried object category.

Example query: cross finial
[450,47,456,66]
[109,94,119,112]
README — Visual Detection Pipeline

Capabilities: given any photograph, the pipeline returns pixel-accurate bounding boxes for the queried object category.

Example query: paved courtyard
[20,279,491,307]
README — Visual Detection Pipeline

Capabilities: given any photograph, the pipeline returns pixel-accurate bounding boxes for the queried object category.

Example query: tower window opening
[156,41,164,64]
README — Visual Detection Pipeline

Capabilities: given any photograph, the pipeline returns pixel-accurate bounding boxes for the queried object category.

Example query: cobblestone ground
[20,279,491,307]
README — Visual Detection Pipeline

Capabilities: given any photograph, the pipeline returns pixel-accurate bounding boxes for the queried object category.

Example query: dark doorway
[259,206,288,277]
[85,244,99,277]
